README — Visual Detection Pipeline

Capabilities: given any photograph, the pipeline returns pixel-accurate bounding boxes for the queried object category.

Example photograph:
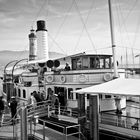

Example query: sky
[0,0,140,63]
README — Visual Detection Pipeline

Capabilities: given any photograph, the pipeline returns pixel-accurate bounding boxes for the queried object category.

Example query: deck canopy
[73,78,140,97]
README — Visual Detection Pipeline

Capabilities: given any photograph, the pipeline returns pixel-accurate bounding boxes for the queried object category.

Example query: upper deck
[54,53,113,71]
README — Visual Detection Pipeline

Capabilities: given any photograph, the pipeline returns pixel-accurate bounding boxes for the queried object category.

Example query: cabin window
[68,88,73,99]
[14,88,17,96]
[105,95,111,98]
[18,89,21,97]
[72,57,82,70]
[99,94,102,99]
[104,58,110,68]
[77,58,82,69]
[75,88,81,99]
[90,57,100,69]
[76,93,78,100]
[72,59,77,70]
[87,94,89,99]
[99,58,104,68]
[82,57,88,69]
[23,90,26,98]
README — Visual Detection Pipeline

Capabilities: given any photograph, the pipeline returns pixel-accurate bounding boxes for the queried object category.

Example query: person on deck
[0,96,5,127]
[54,94,59,116]
[28,92,37,107]
[9,96,17,124]
[64,63,70,71]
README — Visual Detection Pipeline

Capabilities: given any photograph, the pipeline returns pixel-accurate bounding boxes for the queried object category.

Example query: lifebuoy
[103,73,112,81]
[46,75,53,83]
[60,75,66,83]
[79,74,86,83]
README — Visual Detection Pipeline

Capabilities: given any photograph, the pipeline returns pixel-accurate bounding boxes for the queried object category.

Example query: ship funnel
[36,20,49,60]
[28,29,37,61]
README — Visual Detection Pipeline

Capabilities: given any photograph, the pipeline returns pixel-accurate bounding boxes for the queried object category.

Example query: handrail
[1,100,140,140]
[100,112,140,131]
[39,118,65,130]
[30,118,81,140]
[100,112,140,120]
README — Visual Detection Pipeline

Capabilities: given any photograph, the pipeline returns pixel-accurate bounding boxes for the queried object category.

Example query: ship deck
[0,107,79,140]
[0,101,140,140]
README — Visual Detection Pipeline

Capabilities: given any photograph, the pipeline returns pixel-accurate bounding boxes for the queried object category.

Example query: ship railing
[0,106,21,140]
[53,105,79,118]
[27,100,52,117]
[26,101,79,121]
[28,118,81,140]
[100,112,140,130]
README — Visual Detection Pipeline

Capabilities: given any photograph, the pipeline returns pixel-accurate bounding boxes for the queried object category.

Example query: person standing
[9,96,17,124]
[64,63,70,71]
[54,94,59,116]
[0,96,4,126]
[29,92,37,106]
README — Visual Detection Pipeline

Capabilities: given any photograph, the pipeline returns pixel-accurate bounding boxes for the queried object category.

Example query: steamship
[3,20,126,112]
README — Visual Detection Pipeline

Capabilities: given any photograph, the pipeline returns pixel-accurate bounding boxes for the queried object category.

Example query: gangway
[0,101,81,140]
[1,100,140,140]
[26,101,82,140]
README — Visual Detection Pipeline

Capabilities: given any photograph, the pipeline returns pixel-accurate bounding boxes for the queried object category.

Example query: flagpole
[108,0,119,78]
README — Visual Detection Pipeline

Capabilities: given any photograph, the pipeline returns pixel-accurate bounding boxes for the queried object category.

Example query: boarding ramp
[26,102,83,140]
[1,100,140,140]
[0,101,81,140]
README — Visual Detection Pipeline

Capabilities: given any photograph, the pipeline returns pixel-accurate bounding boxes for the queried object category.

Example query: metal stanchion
[89,94,99,140]
[20,106,27,140]
[43,121,45,140]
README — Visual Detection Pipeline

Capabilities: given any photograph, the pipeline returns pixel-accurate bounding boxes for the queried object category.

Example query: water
[127,74,140,79]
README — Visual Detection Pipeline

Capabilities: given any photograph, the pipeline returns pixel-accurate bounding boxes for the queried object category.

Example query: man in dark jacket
[9,96,17,124]
[0,96,4,126]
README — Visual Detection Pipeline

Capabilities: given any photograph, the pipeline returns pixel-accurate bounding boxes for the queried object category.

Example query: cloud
[0,0,140,55]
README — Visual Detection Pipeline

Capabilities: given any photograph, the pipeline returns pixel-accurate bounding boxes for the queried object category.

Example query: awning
[73,78,140,97]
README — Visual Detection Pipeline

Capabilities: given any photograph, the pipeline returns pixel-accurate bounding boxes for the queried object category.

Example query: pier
[1,99,140,140]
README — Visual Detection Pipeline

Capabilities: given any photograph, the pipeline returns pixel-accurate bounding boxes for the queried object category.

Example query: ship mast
[108,0,119,78]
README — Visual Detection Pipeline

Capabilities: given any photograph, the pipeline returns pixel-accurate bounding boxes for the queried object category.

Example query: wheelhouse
[71,54,112,70]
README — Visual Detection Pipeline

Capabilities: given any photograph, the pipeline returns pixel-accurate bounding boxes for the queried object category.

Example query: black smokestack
[36,20,47,32]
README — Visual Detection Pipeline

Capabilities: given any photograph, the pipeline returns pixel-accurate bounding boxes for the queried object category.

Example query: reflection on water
[101,101,140,131]
[127,74,140,79]
[126,102,140,118]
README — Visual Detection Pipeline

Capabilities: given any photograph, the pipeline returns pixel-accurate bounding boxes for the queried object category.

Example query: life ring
[103,73,112,82]
[46,75,53,83]
[79,74,86,83]
[60,75,66,83]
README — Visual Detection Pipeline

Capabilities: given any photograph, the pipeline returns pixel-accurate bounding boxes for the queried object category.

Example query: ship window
[23,90,26,98]
[14,88,17,96]
[104,58,110,68]
[77,58,82,69]
[99,58,104,68]
[90,57,100,69]
[72,59,77,70]
[75,88,81,99]
[18,89,21,97]
[68,88,73,99]
[76,93,78,100]
[105,95,111,98]
[87,94,89,99]
[72,57,82,70]
[99,94,102,99]
[82,57,88,69]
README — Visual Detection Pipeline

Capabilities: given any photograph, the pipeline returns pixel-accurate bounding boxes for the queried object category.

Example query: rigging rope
[49,0,75,54]
[116,0,138,48]
[73,0,97,53]
[73,0,97,54]
[48,33,67,55]
[31,0,48,28]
